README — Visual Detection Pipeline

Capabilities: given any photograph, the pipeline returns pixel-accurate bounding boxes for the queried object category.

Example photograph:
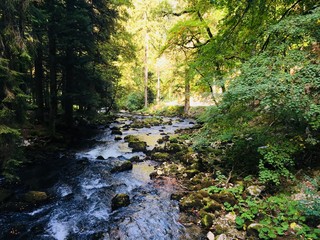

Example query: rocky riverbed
[0,113,205,239]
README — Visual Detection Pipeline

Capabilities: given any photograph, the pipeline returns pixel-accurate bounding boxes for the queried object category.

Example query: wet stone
[114,136,122,141]
[23,191,48,203]
[111,161,133,173]
[111,193,130,211]
[111,130,123,135]
[96,155,105,160]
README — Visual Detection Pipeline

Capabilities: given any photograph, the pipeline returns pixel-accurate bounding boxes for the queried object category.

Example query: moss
[128,141,147,152]
[23,191,48,203]
[203,199,223,212]
[185,169,200,178]
[210,191,237,205]
[201,213,214,228]
[151,152,170,162]
[179,194,204,211]
[124,135,139,143]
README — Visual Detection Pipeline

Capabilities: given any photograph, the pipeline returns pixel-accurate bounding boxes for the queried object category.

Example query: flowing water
[0,114,203,240]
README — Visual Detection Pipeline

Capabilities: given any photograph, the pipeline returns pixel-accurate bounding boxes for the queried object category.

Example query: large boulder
[111,161,133,173]
[111,193,130,211]
[23,191,48,203]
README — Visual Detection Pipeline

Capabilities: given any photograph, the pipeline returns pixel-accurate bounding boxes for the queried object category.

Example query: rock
[124,135,139,142]
[151,152,170,162]
[246,185,265,197]
[128,141,147,152]
[129,156,142,162]
[170,193,185,201]
[207,231,215,240]
[201,213,214,228]
[111,130,122,135]
[96,155,105,160]
[111,161,133,173]
[111,193,130,211]
[157,138,164,144]
[149,171,158,179]
[23,191,48,203]
[210,190,237,205]
[165,143,184,153]
[179,194,204,211]
[185,169,200,178]
[216,234,227,240]
[77,157,90,165]
[0,188,13,202]
[203,199,223,212]
[114,136,122,141]
[247,223,264,238]
[225,212,236,223]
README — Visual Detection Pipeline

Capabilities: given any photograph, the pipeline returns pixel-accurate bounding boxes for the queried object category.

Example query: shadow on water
[0,114,204,239]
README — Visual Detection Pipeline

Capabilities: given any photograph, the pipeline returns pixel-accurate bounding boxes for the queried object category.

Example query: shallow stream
[0,114,203,239]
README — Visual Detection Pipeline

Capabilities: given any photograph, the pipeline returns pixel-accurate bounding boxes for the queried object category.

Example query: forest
[0,0,319,239]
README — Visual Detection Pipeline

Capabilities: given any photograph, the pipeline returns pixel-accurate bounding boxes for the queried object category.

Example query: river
[0,113,204,239]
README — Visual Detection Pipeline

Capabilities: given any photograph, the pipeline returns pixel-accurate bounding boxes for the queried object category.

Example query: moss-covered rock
[111,193,130,211]
[151,152,170,162]
[165,143,185,153]
[203,199,223,212]
[111,161,133,173]
[185,169,200,178]
[210,190,237,205]
[201,213,214,228]
[179,194,204,211]
[124,135,139,142]
[23,191,48,203]
[128,141,147,152]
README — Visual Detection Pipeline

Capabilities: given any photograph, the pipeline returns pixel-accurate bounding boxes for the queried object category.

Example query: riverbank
[149,123,320,240]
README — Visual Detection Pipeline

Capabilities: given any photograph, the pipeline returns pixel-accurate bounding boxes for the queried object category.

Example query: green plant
[258,143,296,186]
[234,195,320,239]
[298,177,320,226]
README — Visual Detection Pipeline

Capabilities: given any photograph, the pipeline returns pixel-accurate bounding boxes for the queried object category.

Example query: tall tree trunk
[48,23,57,134]
[144,11,148,108]
[34,44,44,123]
[64,47,74,127]
[156,69,160,104]
[184,67,190,115]
[64,0,74,127]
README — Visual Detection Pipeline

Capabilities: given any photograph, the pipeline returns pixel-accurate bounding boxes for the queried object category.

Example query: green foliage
[124,91,145,111]
[298,177,320,225]
[234,195,320,239]
[258,143,297,186]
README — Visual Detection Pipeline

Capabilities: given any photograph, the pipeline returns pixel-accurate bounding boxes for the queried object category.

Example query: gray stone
[207,231,215,240]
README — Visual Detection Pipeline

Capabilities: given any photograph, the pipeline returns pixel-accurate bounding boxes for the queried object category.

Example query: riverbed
[0,114,204,239]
